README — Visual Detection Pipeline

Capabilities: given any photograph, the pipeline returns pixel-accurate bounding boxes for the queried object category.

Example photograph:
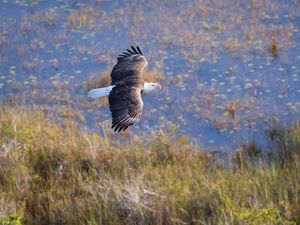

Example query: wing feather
[126,49,135,54]
[109,86,144,132]
[111,46,147,84]
[124,52,131,55]
[131,46,139,54]
[136,46,143,55]
[108,46,148,132]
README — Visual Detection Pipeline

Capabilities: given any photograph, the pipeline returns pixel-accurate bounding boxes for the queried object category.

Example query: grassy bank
[0,106,299,225]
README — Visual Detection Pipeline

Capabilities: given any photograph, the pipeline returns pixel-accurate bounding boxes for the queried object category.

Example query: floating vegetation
[224,38,241,53]
[67,8,102,31]
[0,0,299,152]
[270,37,278,59]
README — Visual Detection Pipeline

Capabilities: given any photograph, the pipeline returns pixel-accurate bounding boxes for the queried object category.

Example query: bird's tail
[87,85,115,99]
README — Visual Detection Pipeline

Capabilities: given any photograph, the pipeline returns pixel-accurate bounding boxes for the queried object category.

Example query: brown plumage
[109,46,148,132]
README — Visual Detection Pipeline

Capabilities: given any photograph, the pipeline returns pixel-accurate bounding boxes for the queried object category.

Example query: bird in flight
[88,46,161,132]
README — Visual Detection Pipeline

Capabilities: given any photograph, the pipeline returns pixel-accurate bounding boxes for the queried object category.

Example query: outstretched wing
[109,86,143,132]
[111,46,147,85]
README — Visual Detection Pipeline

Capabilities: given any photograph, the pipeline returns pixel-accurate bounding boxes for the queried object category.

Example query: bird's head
[143,82,161,93]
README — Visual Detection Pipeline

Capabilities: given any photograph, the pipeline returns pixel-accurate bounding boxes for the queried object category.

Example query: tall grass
[0,106,299,225]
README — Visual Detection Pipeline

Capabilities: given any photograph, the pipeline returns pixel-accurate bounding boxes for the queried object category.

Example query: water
[0,0,299,152]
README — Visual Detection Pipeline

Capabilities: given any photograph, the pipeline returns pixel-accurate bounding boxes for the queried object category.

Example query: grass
[0,1,299,224]
[0,106,299,225]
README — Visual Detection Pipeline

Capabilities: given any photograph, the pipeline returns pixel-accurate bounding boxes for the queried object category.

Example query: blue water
[0,0,299,152]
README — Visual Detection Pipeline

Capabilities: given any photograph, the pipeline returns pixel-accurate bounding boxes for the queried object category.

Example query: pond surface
[0,0,299,152]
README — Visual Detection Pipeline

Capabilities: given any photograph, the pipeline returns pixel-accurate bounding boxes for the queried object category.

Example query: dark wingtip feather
[123,52,131,56]
[116,122,127,132]
[136,46,143,55]
[126,49,135,54]
[123,123,133,131]
[117,46,143,60]
[131,46,139,54]
[114,120,124,132]
[112,119,133,132]
[118,52,131,58]
[117,126,124,132]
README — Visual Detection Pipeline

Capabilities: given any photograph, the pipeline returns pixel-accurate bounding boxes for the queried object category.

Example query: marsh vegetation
[0,107,300,224]
[0,0,300,224]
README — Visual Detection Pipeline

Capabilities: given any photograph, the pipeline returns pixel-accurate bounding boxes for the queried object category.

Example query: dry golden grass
[86,73,111,90]
[0,106,299,224]
[143,70,164,83]
[1,0,300,224]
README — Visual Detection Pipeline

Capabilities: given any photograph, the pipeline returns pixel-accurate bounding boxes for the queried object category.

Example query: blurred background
[0,0,299,153]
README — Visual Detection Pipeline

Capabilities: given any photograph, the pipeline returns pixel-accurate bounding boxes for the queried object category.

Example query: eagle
[87,46,161,132]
